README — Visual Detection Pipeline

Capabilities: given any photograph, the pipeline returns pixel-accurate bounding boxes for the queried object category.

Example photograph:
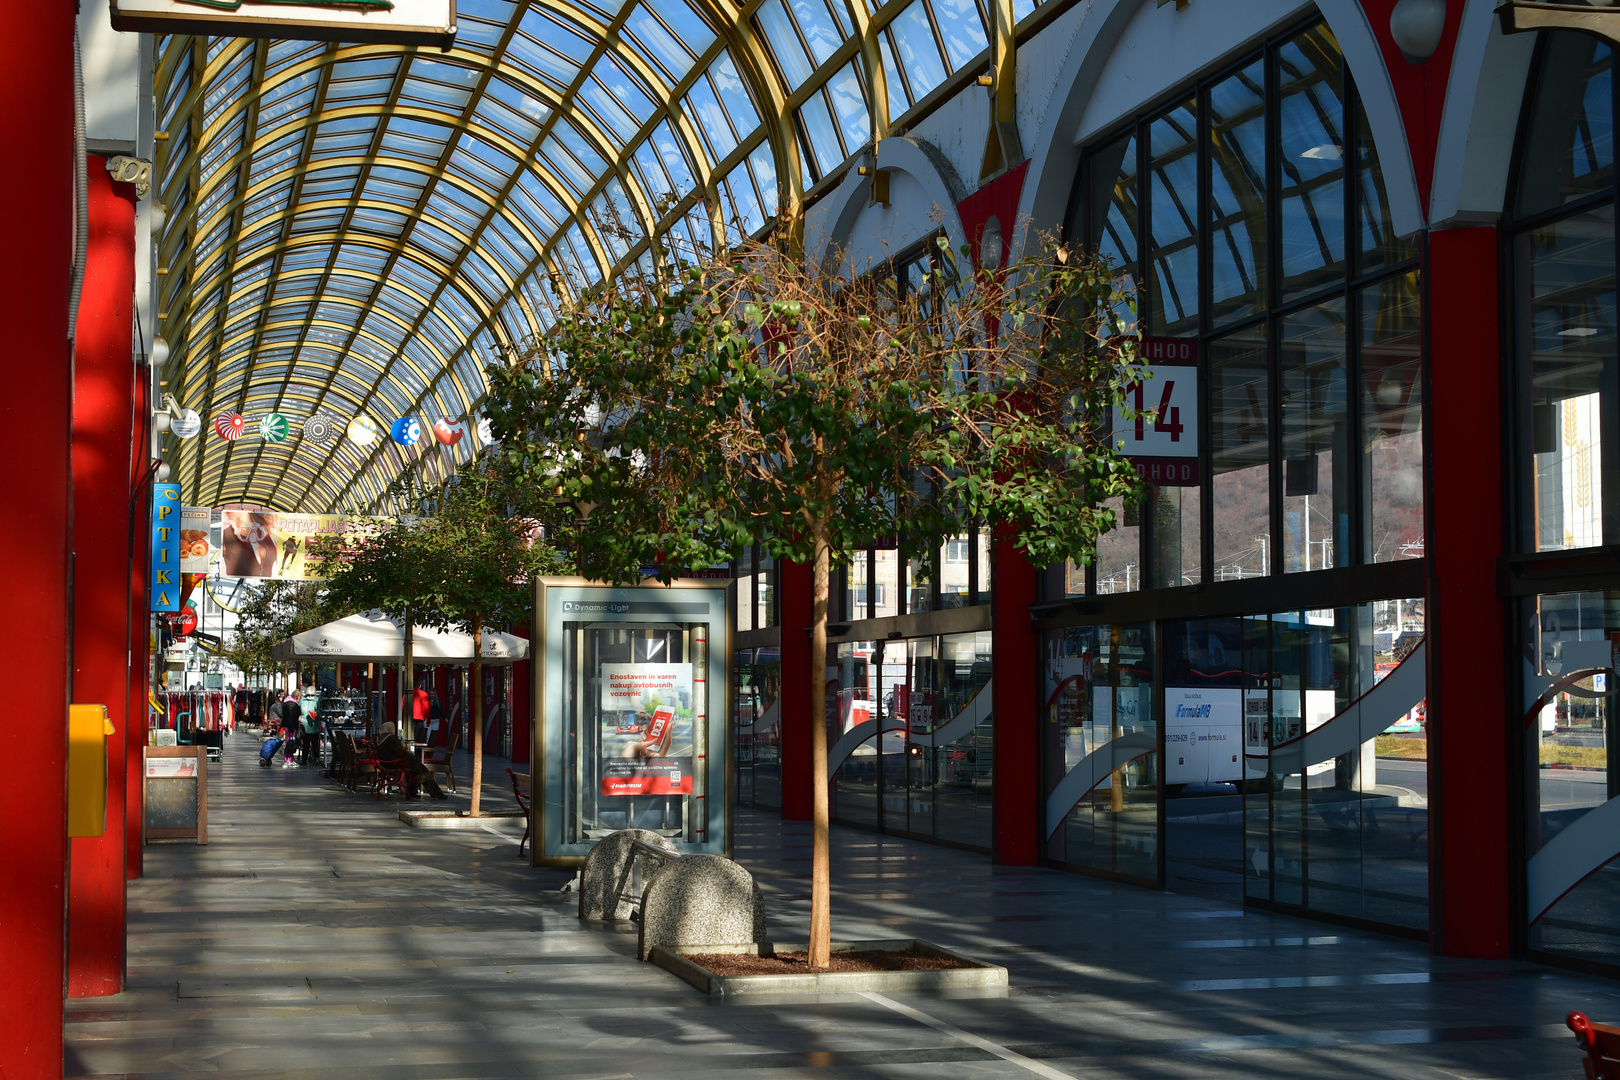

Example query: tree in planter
[310,505,442,739]
[486,233,1145,965]
[319,456,569,816]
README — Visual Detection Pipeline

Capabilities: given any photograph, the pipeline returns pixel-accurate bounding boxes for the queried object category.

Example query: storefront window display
[1042,623,1158,882]
[826,631,994,849]
[1239,604,1427,930]
[1059,17,1420,599]
[734,646,782,810]
[1043,604,1426,929]
[1520,589,1620,970]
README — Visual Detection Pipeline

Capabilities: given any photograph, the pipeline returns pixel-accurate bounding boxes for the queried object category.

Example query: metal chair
[506,768,531,856]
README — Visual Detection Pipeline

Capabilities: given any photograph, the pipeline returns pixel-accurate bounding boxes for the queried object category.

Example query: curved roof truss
[156,0,1031,511]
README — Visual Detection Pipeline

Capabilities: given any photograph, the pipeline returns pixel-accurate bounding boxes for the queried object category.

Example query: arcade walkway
[65,738,1618,1079]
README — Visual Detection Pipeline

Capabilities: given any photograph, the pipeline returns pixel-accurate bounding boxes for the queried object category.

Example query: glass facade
[1037,18,1429,938]
[1059,18,1421,597]
[1510,32,1620,974]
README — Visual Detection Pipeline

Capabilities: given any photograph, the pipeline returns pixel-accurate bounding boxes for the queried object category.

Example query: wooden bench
[1570,1012,1620,1080]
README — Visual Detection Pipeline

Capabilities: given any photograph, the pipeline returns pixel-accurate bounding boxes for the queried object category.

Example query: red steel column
[126,364,149,881]
[0,6,76,1075]
[126,479,149,881]
[68,158,139,996]
[1426,227,1511,957]
[991,529,1040,865]
[777,558,813,820]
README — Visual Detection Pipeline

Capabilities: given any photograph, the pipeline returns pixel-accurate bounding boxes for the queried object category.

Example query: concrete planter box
[398,810,525,829]
[649,939,1007,996]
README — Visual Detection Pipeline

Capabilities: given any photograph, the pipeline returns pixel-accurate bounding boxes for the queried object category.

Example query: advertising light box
[531,577,733,866]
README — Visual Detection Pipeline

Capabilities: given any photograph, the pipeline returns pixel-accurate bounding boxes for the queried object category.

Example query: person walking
[299,686,321,767]
[279,689,302,767]
[411,679,431,744]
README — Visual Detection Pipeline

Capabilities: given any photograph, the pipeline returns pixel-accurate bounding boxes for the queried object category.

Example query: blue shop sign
[150,483,181,612]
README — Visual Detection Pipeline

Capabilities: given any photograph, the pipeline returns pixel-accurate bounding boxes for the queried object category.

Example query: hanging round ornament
[170,408,202,439]
[302,412,336,444]
[390,417,421,446]
[214,412,245,441]
[346,415,379,445]
[432,418,465,446]
[259,412,290,443]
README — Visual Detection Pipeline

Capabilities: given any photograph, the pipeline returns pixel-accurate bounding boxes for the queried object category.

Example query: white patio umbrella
[269,610,528,666]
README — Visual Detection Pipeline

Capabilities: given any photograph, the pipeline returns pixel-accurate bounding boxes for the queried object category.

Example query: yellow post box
[68,704,114,838]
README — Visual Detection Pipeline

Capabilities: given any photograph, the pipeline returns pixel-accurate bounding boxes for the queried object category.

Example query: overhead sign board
[110,0,456,47]
[1112,338,1200,486]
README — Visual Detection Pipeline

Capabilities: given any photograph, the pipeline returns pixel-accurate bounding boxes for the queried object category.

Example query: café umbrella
[269,610,528,666]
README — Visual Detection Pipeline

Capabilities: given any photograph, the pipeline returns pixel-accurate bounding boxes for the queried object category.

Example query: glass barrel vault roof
[155,0,1029,512]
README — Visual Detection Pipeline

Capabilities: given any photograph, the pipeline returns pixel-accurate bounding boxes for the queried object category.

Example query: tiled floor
[66,734,1619,1079]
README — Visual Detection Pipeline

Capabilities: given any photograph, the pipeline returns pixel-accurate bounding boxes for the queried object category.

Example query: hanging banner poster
[216,506,379,579]
[150,483,181,612]
[598,663,694,796]
[179,506,215,573]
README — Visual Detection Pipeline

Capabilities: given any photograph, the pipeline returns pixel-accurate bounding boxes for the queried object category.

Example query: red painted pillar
[126,478,149,882]
[1426,227,1510,957]
[991,529,1040,865]
[0,6,75,1075]
[511,621,531,765]
[777,558,813,820]
[68,158,138,996]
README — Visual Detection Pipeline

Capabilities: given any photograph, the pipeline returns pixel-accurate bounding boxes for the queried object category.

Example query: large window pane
[1362,271,1424,562]
[1043,623,1158,881]
[1094,497,1141,593]
[1280,299,1349,573]
[1086,131,1139,290]
[1148,100,1199,335]
[1518,207,1617,551]
[1211,327,1271,579]
[1523,590,1620,968]
[1355,93,1416,273]
[1208,60,1266,327]
[830,641,878,828]
[1516,33,1613,219]
[1150,483,1201,588]
[1277,25,1346,301]
[932,631,993,848]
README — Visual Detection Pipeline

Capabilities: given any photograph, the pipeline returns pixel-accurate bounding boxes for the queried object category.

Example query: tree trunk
[808,523,832,969]
[469,613,485,818]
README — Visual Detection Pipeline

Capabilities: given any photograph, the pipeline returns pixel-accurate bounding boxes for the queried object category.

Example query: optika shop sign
[149,483,182,612]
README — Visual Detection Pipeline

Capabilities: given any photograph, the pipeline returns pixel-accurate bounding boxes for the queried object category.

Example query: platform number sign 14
[1111,338,1199,486]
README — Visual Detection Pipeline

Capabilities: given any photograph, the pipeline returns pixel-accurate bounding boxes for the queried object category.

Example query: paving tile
[64,735,1619,1079]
